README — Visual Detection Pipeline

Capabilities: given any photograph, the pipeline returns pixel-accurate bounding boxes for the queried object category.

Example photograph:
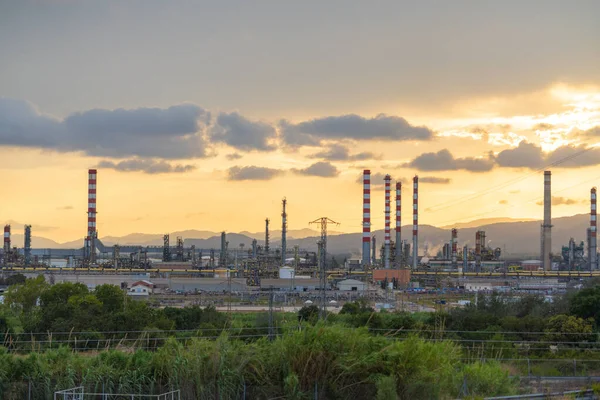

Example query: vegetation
[3,274,600,398]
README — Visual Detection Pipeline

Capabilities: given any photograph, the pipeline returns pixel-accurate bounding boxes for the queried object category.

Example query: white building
[337,279,367,292]
[128,280,154,297]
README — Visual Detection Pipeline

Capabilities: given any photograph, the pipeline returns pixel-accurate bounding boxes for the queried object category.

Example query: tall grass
[0,325,517,400]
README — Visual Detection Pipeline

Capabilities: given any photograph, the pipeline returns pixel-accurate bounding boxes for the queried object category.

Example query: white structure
[338,279,367,291]
[464,281,494,292]
[128,280,153,297]
[279,266,295,279]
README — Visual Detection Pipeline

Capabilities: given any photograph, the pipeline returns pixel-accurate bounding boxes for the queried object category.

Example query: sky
[0,0,599,242]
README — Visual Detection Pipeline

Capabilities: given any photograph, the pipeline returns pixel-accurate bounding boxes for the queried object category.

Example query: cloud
[532,123,555,131]
[404,149,495,172]
[226,153,243,160]
[581,125,600,137]
[97,159,196,174]
[0,98,209,159]
[227,166,283,181]
[536,196,583,206]
[293,162,339,177]
[56,205,73,211]
[496,141,600,169]
[4,220,57,232]
[498,199,509,205]
[420,177,451,184]
[209,112,276,151]
[280,114,433,146]
[308,144,380,162]
[355,172,403,189]
[509,190,520,194]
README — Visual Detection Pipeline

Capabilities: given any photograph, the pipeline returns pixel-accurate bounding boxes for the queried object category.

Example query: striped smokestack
[87,169,97,263]
[591,187,597,270]
[3,225,10,253]
[412,176,418,269]
[395,182,402,267]
[384,175,391,269]
[362,170,371,266]
[451,228,458,270]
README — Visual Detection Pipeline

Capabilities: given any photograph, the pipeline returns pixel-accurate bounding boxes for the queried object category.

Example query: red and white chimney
[591,187,597,270]
[362,170,371,265]
[87,169,97,262]
[384,175,391,269]
[395,181,401,267]
[3,225,10,253]
[412,176,418,269]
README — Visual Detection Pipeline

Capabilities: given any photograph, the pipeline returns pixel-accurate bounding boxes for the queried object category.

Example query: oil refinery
[0,168,599,293]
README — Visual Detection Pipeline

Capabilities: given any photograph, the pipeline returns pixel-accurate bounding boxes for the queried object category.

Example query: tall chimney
[412,176,419,269]
[451,228,458,270]
[265,218,270,254]
[3,225,10,253]
[24,225,32,266]
[463,245,468,272]
[591,187,597,270]
[542,171,552,271]
[281,198,287,266]
[475,231,482,272]
[362,170,371,266]
[384,175,391,269]
[87,169,97,263]
[371,236,377,265]
[395,182,402,268]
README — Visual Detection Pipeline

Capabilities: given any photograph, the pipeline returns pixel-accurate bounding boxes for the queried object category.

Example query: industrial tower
[362,170,371,266]
[24,225,32,266]
[281,198,287,266]
[395,182,402,268]
[384,175,391,269]
[309,217,339,319]
[412,176,419,269]
[86,169,97,264]
[591,187,597,270]
[542,171,552,271]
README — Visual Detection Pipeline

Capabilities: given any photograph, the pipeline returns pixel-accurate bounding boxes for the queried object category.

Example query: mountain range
[11,215,592,258]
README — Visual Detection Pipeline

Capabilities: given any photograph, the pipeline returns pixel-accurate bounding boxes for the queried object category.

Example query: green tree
[3,275,48,313]
[543,314,594,343]
[94,284,125,313]
[298,305,319,322]
[570,286,600,324]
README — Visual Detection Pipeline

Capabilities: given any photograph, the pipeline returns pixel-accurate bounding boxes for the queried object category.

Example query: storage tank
[279,267,295,279]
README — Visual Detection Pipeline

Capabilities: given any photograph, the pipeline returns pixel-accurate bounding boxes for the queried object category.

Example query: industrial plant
[0,168,599,299]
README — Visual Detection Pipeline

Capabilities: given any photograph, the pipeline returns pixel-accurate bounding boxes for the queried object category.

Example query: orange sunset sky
[0,1,599,242]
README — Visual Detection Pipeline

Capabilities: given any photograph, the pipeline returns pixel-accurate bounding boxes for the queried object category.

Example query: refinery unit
[0,168,599,291]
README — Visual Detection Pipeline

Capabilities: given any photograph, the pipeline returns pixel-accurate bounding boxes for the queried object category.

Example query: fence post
[573,359,577,376]
[527,358,531,377]
[28,379,31,400]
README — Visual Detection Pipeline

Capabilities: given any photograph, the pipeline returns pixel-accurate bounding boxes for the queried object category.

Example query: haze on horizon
[1,0,599,243]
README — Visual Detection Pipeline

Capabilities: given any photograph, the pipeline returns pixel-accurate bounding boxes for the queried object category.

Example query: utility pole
[309,217,340,320]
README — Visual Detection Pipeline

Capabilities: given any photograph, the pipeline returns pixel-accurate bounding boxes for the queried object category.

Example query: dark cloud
[56,205,73,210]
[495,141,545,168]
[532,123,555,131]
[209,112,276,151]
[498,199,509,205]
[404,149,495,172]
[355,172,403,189]
[497,141,600,169]
[227,166,283,181]
[583,125,600,137]
[293,162,339,177]
[226,153,243,160]
[97,159,196,174]
[0,98,209,159]
[308,144,380,162]
[420,177,451,184]
[536,196,583,206]
[280,114,433,146]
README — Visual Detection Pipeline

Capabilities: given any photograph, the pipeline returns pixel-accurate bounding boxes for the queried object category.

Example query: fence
[54,387,180,400]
